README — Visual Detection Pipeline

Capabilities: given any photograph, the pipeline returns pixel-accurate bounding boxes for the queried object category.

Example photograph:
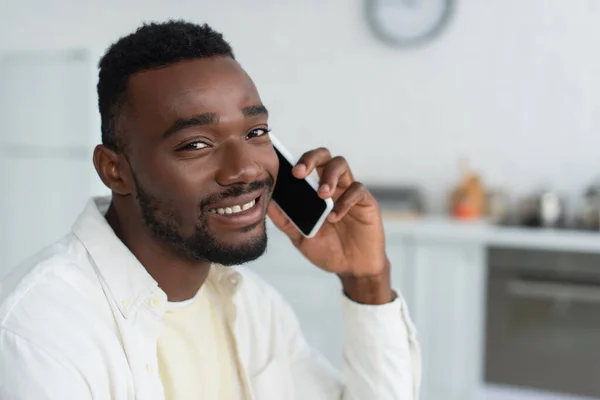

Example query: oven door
[485,249,600,399]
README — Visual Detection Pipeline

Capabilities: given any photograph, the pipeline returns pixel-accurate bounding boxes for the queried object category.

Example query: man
[0,20,420,399]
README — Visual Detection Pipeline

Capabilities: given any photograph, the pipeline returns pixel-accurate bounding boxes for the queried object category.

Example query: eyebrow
[242,104,269,118]
[161,113,218,140]
[161,104,269,140]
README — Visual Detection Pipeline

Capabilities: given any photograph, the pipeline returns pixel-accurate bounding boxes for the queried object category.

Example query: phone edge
[269,134,334,238]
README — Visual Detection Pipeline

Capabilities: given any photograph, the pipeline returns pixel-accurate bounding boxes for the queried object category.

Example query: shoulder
[0,233,106,339]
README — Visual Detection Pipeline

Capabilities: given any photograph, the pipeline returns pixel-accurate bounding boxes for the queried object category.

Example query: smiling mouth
[207,196,261,215]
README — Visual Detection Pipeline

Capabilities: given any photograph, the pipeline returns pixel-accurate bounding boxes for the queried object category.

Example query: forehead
[124,57,262,134]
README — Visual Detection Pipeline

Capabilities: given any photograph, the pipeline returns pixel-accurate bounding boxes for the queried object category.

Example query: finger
[327,181,369,222]
[267,201,303,245]
[292,148,331,179]
[316,156,352,199]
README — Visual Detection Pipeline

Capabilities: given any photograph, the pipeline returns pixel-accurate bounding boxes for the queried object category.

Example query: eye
[178,141,209,151]
[246,128,271,139]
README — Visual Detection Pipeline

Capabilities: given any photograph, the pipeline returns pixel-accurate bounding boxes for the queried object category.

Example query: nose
[215,140,262,186]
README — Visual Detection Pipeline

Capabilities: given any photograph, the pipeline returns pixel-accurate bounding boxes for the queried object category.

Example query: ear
[93,145,133,196]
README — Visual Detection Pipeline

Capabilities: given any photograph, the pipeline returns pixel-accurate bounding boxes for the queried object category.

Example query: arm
[340,289,421,399]
[0,328,92,400]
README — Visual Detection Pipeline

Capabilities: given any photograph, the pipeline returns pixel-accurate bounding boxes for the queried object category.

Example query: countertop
[383,215,600,253]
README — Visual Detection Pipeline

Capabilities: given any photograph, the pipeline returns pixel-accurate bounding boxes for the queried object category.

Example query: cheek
[174,165,213,205]
[142,161,202,208]
[131,152,207,226]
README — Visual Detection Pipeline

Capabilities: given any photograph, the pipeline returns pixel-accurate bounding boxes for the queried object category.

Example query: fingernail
[294,164,306,173]
[328,212,337,221]
[320,184,330,193]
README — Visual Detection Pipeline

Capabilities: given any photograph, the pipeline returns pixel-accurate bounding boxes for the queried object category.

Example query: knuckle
[299,150,314,161]
[300,147,329,162]
[352,181,366,192]
[316,147,332,159]
[332,155,347,165]
[300,148,333,169]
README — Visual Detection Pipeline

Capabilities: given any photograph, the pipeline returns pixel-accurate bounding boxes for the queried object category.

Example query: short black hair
[97,20,235,151]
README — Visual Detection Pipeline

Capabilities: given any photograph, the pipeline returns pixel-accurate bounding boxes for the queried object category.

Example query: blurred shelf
[383,216,600,254]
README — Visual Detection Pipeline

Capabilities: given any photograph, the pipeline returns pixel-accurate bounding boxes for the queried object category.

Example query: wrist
[338,259,394,305]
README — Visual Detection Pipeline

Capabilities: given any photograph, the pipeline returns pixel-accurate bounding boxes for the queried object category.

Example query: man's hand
[267,147,393,305]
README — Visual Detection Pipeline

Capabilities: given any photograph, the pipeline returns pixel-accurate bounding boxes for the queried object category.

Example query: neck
[106,199,210,302]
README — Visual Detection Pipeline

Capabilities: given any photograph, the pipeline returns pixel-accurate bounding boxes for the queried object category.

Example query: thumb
[267,202,303,245]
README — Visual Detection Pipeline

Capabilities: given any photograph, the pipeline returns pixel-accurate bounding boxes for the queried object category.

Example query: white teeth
[242,200,255,211]
[210,199,257,215]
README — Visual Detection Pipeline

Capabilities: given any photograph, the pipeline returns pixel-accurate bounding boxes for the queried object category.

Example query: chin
[209,239,267,266]
[199,222,268,266]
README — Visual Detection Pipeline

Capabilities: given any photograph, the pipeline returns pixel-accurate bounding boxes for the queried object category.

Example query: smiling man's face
[120,56,279,265]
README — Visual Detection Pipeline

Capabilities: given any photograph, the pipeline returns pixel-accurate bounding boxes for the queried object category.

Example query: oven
[484,247,600,399]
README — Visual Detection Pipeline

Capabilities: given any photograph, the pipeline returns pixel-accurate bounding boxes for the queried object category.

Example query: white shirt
[0,197,421,400]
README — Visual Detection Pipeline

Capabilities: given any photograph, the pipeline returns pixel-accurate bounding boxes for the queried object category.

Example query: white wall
[2,0,600,212]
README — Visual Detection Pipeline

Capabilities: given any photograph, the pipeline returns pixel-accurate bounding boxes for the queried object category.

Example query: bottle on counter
[449,158,486,221]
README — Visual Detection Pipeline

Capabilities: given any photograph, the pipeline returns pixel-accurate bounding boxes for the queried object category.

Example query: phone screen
[272,147,328,236]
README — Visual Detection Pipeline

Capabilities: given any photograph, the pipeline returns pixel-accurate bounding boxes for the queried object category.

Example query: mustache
[200,176,274,210]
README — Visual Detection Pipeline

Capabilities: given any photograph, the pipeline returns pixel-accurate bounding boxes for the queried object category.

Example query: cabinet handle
[506,279,600,304]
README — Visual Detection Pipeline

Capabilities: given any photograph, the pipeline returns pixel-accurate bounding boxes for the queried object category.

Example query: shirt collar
[71,196,243,318]
[208,263,244,298]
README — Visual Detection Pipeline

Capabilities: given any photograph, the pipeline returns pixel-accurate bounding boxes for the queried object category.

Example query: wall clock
[365,0,454,47]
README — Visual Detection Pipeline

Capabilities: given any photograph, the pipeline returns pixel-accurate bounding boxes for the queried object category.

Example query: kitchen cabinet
[386,233,416,315]
[408,240,486,400]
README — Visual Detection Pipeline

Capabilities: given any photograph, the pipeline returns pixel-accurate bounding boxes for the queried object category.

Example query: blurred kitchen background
[2,1,600,399]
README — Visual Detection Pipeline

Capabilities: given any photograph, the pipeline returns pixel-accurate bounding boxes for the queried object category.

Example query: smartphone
[269,134,334,238]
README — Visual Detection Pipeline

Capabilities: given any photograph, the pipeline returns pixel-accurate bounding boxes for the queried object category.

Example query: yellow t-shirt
[157,284,238,399]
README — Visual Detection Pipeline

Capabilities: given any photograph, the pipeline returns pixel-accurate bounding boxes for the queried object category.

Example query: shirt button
[121,299,131,310]
[150,297,162,308]
[146,364,155,374]
[229,275,240,286]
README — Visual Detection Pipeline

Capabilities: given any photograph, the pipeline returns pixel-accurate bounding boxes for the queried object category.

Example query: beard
[132,173,272,266]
